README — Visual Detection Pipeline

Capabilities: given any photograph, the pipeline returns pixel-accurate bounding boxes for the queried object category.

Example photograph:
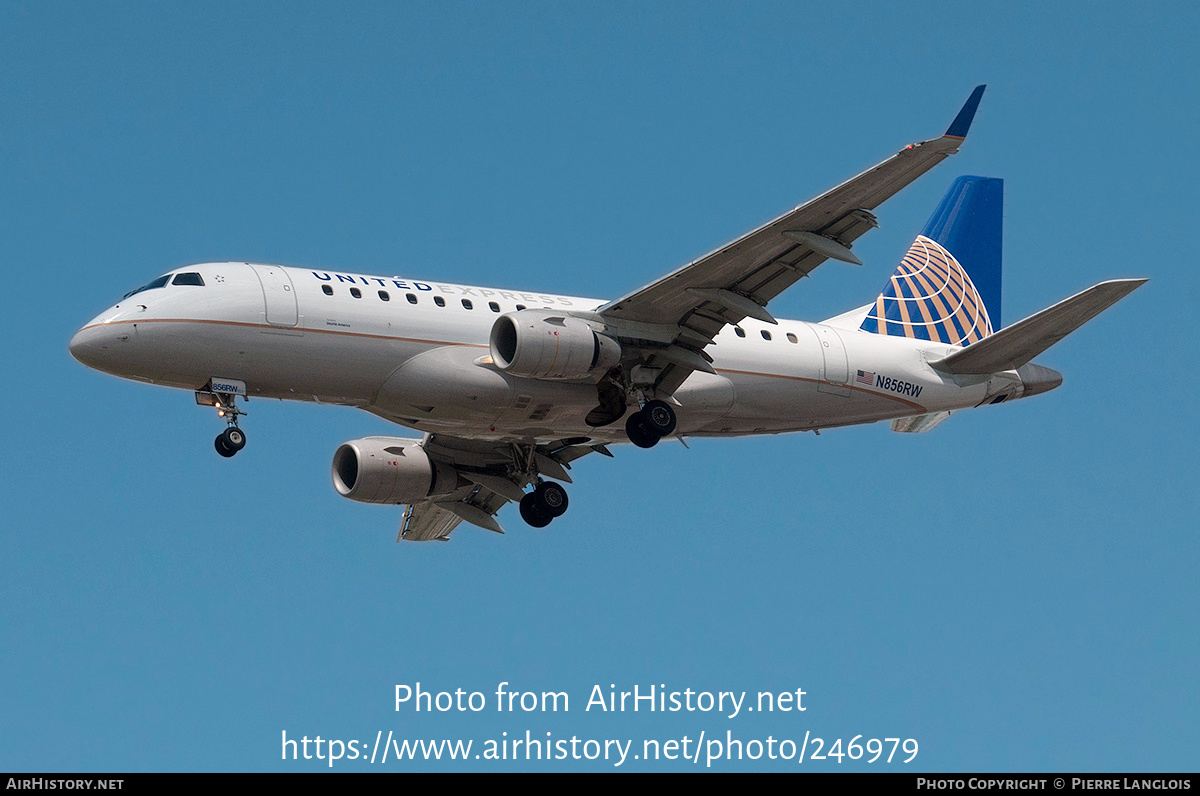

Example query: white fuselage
[70,262,1023,443]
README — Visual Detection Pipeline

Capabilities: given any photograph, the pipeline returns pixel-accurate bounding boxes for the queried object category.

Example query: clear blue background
[2,1,1195,772]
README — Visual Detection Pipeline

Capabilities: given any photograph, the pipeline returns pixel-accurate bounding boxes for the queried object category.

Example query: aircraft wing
[597,86,985,395]
[397,434,605,542]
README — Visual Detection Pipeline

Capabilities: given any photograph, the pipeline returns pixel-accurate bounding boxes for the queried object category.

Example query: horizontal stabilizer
[891,411,952,433]
[930,279,1147,375]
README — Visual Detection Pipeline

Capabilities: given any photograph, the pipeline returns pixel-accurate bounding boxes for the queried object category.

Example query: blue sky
[2,1,1196,772]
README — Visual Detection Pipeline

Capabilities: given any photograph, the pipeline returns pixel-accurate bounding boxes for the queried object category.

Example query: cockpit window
[123,275,171,298]
[172,272,205,287]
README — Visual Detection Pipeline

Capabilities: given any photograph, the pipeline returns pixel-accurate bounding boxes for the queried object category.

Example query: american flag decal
[856,370,875,386]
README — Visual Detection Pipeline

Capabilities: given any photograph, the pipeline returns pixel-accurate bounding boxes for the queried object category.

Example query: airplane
[69,85,1146,541]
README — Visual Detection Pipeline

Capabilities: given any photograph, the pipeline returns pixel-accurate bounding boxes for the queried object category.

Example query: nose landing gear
[197,384,248,458]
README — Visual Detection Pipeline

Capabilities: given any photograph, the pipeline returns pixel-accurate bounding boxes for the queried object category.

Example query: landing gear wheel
[214,435,236,458]
[221,427,247,452]
[642,400,677,436]
[519,493,553,528]
[535,482,569,518]
[215,427,246,458]
[625,412,660,448]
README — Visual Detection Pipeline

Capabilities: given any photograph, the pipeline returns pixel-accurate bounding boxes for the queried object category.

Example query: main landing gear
[519,481,569,528]
[624,399,677,448]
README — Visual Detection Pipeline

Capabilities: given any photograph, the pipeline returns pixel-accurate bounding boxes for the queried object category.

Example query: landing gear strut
[519,481,569,528]
[624,399,676,448]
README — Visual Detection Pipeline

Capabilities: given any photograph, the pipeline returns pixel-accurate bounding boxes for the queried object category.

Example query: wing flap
[437,500,505,534]
[398,502,461,542]
[399,484,513,542]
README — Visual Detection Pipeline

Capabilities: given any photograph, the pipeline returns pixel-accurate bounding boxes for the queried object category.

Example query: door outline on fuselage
[247,263,299,328]
[813,324,851,397]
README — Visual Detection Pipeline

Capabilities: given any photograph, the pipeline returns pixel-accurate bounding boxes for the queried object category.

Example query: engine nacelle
[332,437,458,505]
[489,309,621,380]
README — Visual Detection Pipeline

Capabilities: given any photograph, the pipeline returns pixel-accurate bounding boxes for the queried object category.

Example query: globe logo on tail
[860,235,993,346]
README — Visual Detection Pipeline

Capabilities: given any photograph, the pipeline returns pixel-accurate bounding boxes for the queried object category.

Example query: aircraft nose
[69,324,103,368]
[69,322,133,372]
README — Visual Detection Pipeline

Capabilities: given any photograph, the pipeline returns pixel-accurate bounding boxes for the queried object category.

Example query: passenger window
[407,294,418,304]
[350,287,362,298]
[322,284,334,296]
[515,304,526,311]
[434,296,445,307]
[489,301,500,313]
[172,273,204,286]
[378,290,390,301]
[761,330,772,341]
[734,327,746,338]
[461,299,473,310]
[787,332,798,343]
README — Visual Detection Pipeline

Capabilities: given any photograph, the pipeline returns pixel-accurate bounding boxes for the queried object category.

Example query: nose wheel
[215,426,247,458]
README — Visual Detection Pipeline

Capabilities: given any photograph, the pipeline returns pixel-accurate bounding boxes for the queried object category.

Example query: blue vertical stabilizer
[860,176,1003,345]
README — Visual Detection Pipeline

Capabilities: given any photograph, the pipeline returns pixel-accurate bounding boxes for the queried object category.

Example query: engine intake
[489,310,620,380]
[332,437,458,505]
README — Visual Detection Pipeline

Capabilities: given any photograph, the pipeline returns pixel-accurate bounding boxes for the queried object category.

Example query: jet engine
[332,437,458,505]
[489,309,620,380]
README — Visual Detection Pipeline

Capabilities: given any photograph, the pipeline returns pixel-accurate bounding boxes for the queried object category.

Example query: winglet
[945,85,986,139]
